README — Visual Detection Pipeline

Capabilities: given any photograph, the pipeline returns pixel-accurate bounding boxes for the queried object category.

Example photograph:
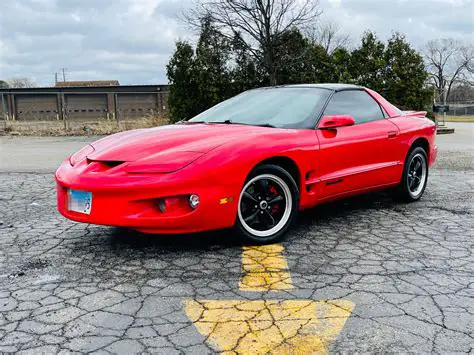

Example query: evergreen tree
[349,31,386,92]
[166,41,199,122]
[329,48,353,83]
[166,21,433,121]
[383,33,432,110]
[231,32,264,92]
[274,29,331,84]
[194,17,233,112]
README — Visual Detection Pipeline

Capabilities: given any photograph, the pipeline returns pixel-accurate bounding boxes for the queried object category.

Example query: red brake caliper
[269,186,279,214]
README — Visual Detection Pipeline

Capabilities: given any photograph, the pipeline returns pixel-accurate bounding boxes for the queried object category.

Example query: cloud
[0,0,472,86]
[320,0,474,48]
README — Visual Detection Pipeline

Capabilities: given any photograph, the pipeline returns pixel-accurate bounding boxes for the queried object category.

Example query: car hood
[87,123,264,162]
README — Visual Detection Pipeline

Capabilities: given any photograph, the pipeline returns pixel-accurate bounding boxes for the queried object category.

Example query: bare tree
[462,46,474,75]
[448,82,474,102]
[184,0,322,85]
[7,77,36,88]
[307,20,350,54]
[424,38,474,103]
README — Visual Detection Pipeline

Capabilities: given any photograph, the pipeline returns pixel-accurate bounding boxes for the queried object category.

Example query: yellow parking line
[239,244,294,291]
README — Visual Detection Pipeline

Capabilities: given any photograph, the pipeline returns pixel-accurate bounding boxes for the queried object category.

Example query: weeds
[1,113,169,136]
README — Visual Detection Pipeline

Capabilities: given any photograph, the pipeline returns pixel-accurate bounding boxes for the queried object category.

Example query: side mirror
[318,115,355,129]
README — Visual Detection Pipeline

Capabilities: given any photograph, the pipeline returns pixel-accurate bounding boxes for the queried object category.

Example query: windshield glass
[188,87,331,129]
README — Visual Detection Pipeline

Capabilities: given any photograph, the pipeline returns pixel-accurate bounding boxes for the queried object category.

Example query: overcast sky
[0,0,472,87]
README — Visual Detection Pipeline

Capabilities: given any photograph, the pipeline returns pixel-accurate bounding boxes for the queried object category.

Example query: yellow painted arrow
[184,299,354,354]
[184,243,355,353]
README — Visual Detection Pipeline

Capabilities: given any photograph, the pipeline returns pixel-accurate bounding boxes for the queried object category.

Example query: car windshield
[188,87,331,129]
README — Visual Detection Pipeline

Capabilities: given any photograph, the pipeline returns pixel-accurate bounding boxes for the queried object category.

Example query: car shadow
[107,226,241,250]
[298,190,399,226]
[106,190,400,250]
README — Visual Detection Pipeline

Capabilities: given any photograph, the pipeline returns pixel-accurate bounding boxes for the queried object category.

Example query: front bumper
[55,160,238,234]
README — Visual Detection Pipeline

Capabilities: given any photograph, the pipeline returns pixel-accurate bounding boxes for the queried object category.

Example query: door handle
[387,131,398,138]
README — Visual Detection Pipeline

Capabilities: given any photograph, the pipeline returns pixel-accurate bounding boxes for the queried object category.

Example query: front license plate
[68,189,92,215]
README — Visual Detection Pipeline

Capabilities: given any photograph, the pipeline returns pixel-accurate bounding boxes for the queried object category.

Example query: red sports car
[56,84,437,243]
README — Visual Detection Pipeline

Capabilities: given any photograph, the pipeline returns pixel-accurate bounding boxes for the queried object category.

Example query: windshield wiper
[187,120,276,128]
[207,119,233,124]
[255,123,276,128]
[178,120,207,124]
[209,120,277,128]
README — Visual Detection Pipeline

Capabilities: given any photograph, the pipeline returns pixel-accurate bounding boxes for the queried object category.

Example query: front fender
[189,129,321,211]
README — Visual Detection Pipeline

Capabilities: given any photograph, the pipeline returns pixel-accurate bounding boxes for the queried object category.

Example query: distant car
[56,84,437,244]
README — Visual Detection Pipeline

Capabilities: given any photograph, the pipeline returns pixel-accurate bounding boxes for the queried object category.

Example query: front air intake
[100,160,125,168]
[86,159,125,171]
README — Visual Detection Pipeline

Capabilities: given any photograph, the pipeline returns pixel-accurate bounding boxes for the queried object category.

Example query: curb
[436,127,455,135]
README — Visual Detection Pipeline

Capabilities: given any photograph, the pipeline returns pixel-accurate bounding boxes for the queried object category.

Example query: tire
[235,164,299,244]
[394,146,429,202]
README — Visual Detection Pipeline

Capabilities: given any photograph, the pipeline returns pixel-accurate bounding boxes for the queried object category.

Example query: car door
[315,89,402,199]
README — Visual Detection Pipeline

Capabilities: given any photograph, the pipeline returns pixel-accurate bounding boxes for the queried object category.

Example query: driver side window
[323,90,385,124]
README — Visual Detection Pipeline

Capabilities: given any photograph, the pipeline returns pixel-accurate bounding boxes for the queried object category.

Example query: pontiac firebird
[56,84,437,243]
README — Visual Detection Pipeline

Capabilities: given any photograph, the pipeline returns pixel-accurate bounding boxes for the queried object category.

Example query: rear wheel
[395,147,428,202]
[236,164,299,244]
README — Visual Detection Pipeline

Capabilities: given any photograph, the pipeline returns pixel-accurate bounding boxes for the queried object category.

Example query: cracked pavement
[0,130,473,354]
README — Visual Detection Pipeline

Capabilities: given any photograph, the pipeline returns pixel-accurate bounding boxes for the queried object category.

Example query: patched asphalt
[0,128,473,354]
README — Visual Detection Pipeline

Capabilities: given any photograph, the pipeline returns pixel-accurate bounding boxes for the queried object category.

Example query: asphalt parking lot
[0,123,473,354]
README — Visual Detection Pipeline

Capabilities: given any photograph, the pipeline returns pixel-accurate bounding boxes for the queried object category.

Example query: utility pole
[1,93,6,120]
[442,84,447,126]
[55,72,58,85]
[61,68,67,82]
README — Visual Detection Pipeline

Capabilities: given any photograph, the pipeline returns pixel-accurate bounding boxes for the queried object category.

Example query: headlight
[126,151,204,174]
[69,145,94,166]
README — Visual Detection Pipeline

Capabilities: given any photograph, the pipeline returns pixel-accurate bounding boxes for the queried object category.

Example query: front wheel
[236,164,299,244]
[395,147,429,202]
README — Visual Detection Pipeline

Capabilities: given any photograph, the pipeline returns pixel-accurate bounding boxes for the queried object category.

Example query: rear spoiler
[402,111,427,118]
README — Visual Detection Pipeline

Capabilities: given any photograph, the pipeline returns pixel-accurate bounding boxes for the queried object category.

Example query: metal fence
[445,101,474,116]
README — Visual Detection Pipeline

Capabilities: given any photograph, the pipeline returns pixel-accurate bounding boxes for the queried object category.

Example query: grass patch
[1,113,169,136]
[438,115,474,123]
[73,114,169,135]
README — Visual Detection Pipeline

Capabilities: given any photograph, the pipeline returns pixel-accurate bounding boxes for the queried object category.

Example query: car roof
[281,83,363,91]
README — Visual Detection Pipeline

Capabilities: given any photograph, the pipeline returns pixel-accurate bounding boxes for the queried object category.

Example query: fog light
[189,194,200,209]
